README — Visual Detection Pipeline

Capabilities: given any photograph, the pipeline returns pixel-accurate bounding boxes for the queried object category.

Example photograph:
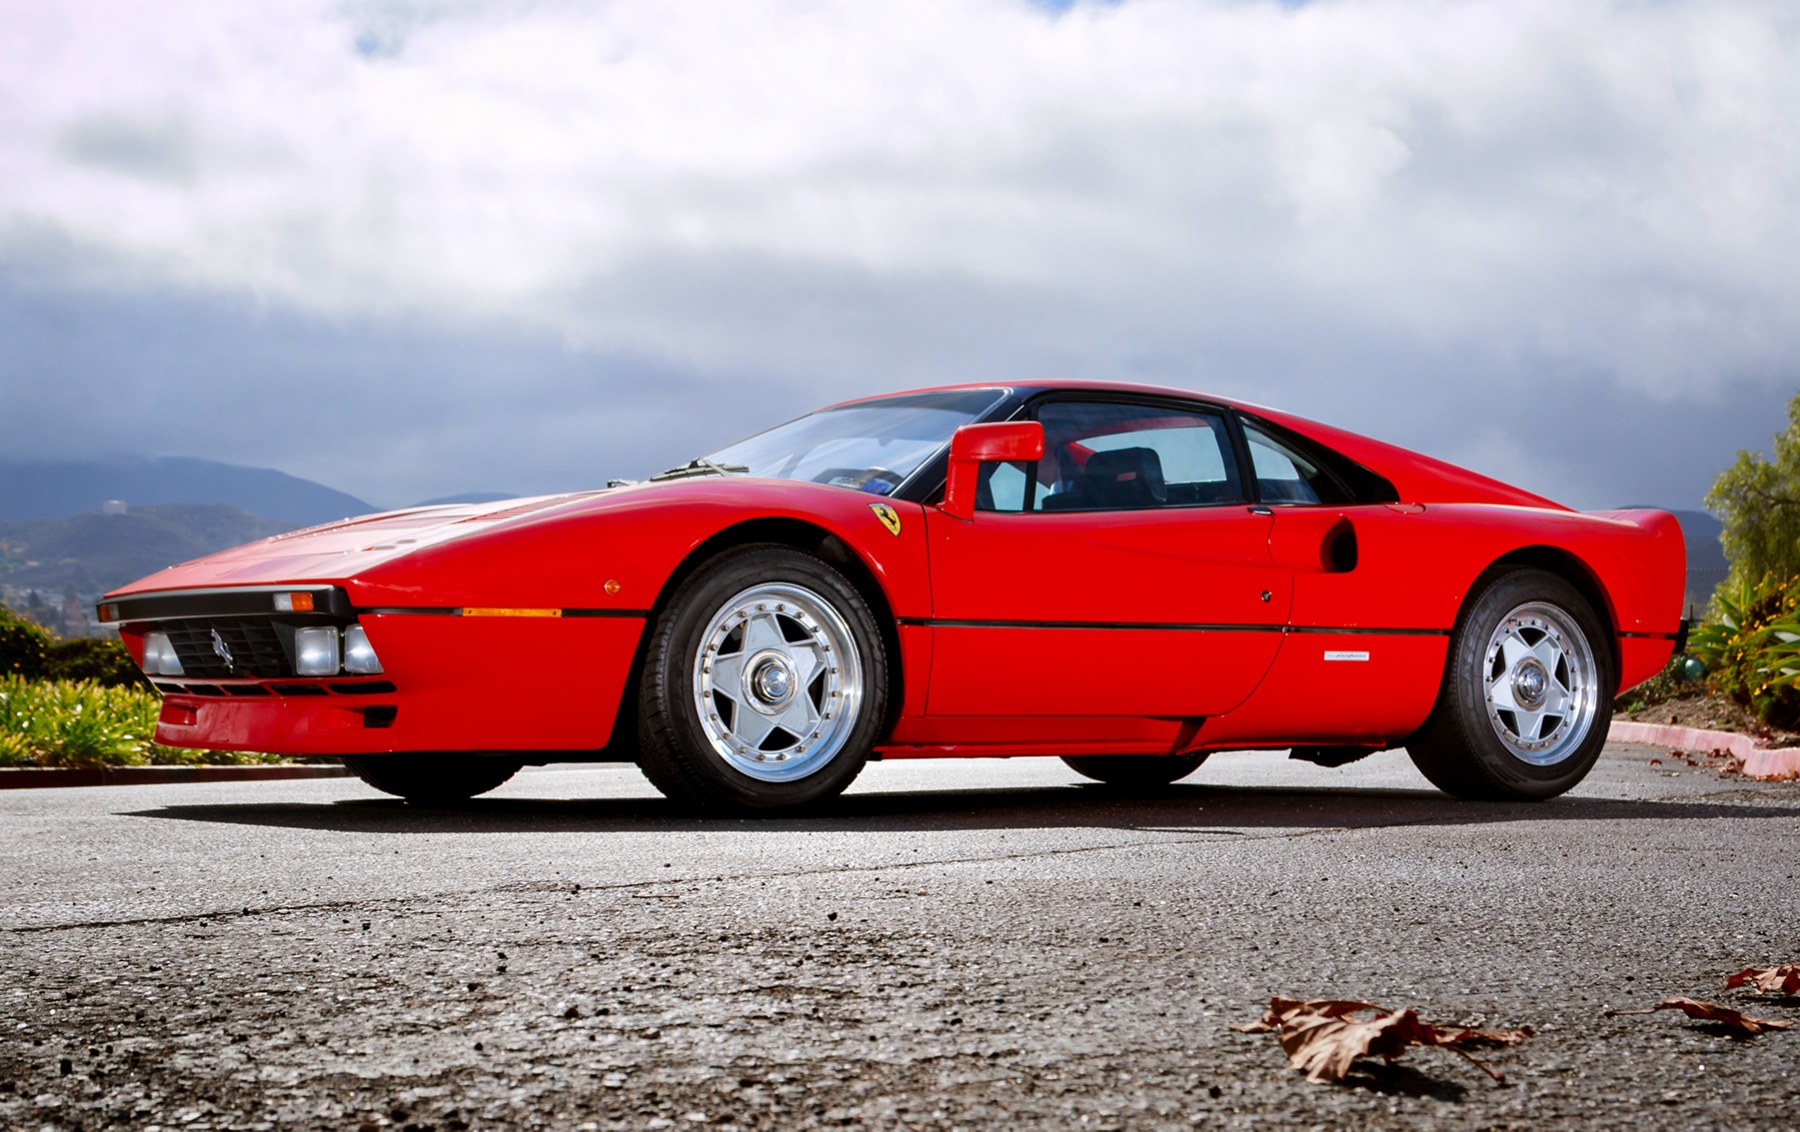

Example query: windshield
[675,388,1007,495]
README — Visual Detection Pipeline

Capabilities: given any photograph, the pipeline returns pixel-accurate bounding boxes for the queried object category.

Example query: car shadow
[125,781,1800,837]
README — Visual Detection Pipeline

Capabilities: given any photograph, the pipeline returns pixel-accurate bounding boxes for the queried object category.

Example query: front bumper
[103,593,646,755]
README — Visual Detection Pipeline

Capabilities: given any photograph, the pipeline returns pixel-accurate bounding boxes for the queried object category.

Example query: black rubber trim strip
[1619,630,1684,641]
[898,617,1449,636]
[154,681,398,698]
[902,618,1284,632]
[102,586,352,622]
[357,607,649,618]
[1288,625,1450,637]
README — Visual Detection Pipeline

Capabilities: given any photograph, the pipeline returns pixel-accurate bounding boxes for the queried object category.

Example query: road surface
[3,743,1797,1129]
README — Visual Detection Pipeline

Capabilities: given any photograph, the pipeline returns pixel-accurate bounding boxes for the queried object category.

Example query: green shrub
[0,676,151,767]
[1689,573,1800,731]
[46,636,148,688]
[0,727,33,766]
[1,602,146,687]
[0,604,53,680]
[0,675,285,768]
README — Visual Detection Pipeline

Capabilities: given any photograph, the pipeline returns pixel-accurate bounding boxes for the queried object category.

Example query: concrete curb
[1609,720,1800,780]
[0,765,351,790]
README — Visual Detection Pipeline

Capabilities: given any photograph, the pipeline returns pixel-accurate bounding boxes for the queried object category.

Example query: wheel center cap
[748,652,796,709]
[1513,661,1548,710]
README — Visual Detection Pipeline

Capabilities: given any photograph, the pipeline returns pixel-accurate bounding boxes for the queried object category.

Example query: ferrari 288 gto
[99,382,1687,811]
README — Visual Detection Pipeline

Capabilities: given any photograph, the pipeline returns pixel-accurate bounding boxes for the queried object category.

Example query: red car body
[99,381,1686,806]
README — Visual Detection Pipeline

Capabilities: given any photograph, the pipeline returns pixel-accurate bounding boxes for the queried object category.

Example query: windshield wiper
[649,457,750,482]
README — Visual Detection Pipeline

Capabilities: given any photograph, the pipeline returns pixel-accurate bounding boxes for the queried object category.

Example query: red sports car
[98,382,1686,810]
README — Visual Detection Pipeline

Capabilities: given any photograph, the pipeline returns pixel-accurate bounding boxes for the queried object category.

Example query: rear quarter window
[1239,418,1398,505]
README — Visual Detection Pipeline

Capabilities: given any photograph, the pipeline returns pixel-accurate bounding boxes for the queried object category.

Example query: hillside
[0,457,372,527]
[0,504,295,599]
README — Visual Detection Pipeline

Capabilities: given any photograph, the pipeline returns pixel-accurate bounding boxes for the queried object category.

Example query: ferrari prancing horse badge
[869,503,902,537]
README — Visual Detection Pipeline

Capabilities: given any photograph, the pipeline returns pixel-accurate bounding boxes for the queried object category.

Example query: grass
[0,676,287,768]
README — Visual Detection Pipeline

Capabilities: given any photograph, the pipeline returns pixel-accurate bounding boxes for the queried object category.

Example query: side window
[1242,422,1327,504]
[1013,401,1244,512]
[977,459,1031,513]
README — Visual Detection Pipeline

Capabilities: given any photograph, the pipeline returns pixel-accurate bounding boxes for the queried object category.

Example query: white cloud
[1,0,1795,506]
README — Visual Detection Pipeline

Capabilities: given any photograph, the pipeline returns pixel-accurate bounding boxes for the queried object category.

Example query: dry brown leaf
[1726,965,1800,997]
[1234,995,1377,1034]
[1235,997,1529,1083]
[1606,997,1795,1035]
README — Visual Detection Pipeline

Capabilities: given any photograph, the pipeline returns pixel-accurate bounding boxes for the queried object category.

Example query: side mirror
[941,421,1045,521]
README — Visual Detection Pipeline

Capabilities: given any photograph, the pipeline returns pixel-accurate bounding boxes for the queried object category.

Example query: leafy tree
[1706,390,1800,593]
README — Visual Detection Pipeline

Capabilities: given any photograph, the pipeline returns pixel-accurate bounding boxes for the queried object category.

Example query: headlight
[342,624,383,675]
[293,627,341,676]
[141,631,184,676]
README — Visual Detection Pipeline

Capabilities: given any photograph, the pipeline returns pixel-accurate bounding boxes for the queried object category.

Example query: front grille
[162,616,309,679]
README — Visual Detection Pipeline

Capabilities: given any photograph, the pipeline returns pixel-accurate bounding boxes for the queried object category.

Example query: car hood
[106,491,610,595]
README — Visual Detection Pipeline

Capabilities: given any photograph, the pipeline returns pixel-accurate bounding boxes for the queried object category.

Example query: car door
[1208,417,1450,741]
[923,397,1292,718]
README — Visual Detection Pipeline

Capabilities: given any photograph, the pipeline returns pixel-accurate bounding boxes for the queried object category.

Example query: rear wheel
[341,753,524,803]
[1406,569,1612,800]
[1061,753,1207,786]
[637,545,887,812]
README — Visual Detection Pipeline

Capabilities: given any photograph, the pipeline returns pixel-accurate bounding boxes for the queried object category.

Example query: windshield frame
[683,387,1017,503]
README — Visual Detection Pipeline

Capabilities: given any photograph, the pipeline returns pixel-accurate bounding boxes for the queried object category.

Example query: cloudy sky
[2,0,1795,510]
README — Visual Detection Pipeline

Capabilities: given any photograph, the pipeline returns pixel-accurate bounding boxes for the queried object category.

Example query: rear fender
[1480,509,1686,692]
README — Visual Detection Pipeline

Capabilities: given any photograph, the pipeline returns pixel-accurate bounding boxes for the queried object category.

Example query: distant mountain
[0,503,295,598]
[0,457,373,528]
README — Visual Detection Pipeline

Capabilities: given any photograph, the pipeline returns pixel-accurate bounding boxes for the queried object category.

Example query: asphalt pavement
[3,743,1798,1130]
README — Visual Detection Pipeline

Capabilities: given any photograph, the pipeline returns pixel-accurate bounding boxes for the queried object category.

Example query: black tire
[637,544,888,812]
[341,753,524,803]
[1406,568,1613,801]
[1061,753,1208,786]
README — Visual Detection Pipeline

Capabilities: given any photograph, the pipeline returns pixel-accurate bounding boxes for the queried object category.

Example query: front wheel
[636,545,888,812]
[1406,569,1612,801]
[1061,753,1208,786]
[341,753,524,803]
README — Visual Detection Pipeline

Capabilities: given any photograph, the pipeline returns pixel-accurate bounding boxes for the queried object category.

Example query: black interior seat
[1043,446,1166,510]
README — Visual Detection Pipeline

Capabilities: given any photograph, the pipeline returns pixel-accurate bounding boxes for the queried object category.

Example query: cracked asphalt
[3,744,1799,1130]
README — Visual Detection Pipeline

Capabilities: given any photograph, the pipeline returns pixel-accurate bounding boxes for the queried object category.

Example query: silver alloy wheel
[1481,601,1599,767]
[692,582,863,783]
